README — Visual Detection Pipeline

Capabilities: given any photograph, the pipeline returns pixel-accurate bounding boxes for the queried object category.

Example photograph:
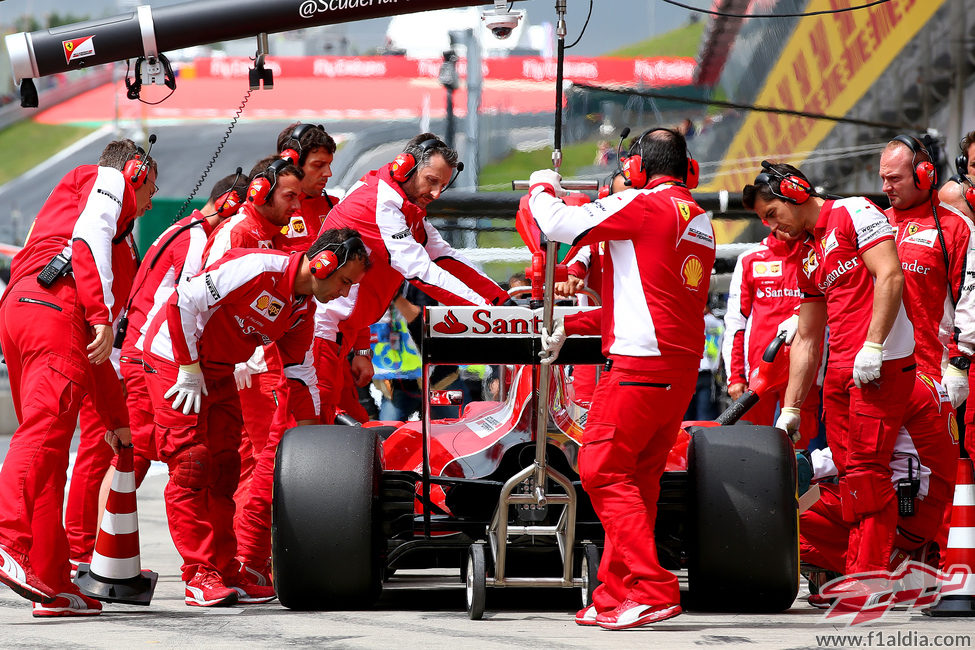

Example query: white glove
[164,362,208,415]
[777,314,799,345]
[852,341,884,388]
[775,406,802,443]
[234,362,254,390]
[539,317,567,365]
[528,169,567,197]
[943,363,970,408]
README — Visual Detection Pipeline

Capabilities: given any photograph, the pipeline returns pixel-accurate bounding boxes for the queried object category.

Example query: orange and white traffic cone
[925,457,975,616]
[74,446,157,605]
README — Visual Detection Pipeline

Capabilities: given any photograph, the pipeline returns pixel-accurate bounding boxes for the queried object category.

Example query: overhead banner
[702,0,947,193]
[190,55,696,87]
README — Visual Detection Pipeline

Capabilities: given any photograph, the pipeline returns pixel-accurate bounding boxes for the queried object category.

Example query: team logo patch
[674,199,693,222]
[681,255,704,290]
[251,291,284,321]
[63,36,95,64]
[802,249,819,277]
[291,217,306,234]
[902,227,937,248]
[752,260,782,277]
[821,229,839,256]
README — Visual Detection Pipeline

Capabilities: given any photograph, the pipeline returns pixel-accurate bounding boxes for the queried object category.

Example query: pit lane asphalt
[0,438,973,648]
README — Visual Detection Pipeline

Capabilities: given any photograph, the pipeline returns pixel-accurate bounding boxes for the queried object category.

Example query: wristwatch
[354,349,372,358]
[949,356,971,371]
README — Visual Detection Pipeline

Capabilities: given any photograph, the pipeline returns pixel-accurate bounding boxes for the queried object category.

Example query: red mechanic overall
[797,197,916,575]
[140,249,316,586]
[530,176,716,616]
[0,165,138,601]
[723,233,821,445]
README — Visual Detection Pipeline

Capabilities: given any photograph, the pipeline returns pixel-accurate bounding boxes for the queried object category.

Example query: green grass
[0,120,96,185]
[606,21,705,59]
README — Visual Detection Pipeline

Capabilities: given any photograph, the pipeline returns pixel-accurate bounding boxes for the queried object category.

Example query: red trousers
[580,364,697,612]
[0,276,103,593]
[233,371,279,529]
[117,354,157,485]
[802,372,957,572]
[64,394,114,563]
[821,357,915,575]
[144,354,242,582]
[314,337,369,424]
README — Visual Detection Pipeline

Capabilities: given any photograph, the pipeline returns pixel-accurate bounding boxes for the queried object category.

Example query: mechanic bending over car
[0,139,156,617]
[311,132,511,427]
[529,127,715,630]
[744,163,916,588]
[139,228,368,607]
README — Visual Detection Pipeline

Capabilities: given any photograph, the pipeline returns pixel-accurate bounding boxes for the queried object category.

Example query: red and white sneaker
[575,605,598,626]
[238,558,273,587]
[32,591,102,618]
[230,572,276,605]
[0,544,56,604]
[596,599,682,630]
[185,569,238,607]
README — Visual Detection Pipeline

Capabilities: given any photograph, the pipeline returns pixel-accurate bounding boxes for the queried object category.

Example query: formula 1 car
[269,306,800,615]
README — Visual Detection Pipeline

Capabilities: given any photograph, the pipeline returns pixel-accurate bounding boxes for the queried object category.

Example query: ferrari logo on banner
[63,36,95,64]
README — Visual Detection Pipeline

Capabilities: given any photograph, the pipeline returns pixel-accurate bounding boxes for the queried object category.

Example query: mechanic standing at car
[530,127,715,630]
[139,228,368,607]
[0,139,155,616]
[743,162,915,579]
[722,229,821,446]
[880,136,975,407]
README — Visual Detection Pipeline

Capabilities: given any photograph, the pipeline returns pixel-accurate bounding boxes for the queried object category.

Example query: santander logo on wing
[432,310,468,335]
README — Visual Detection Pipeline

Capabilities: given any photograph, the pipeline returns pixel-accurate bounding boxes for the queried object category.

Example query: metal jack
[483,0,580,595]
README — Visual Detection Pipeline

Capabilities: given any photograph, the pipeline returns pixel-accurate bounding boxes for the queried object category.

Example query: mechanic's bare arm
[860,239,904,345]
[783,301,826,409]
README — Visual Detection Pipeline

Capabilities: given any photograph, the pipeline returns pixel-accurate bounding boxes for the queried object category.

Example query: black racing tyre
[687,424,799,612]
[580,543,600,608]
[466,544,487,620]
[272,425,382,610]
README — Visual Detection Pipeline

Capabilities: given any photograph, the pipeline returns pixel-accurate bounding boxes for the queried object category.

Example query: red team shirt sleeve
[374,182,506,306]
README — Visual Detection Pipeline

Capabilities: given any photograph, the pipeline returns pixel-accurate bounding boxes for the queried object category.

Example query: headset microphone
[616,127,630,167]
[444,161,465,192]
[209,166,245,218]
[123,133,156,189]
